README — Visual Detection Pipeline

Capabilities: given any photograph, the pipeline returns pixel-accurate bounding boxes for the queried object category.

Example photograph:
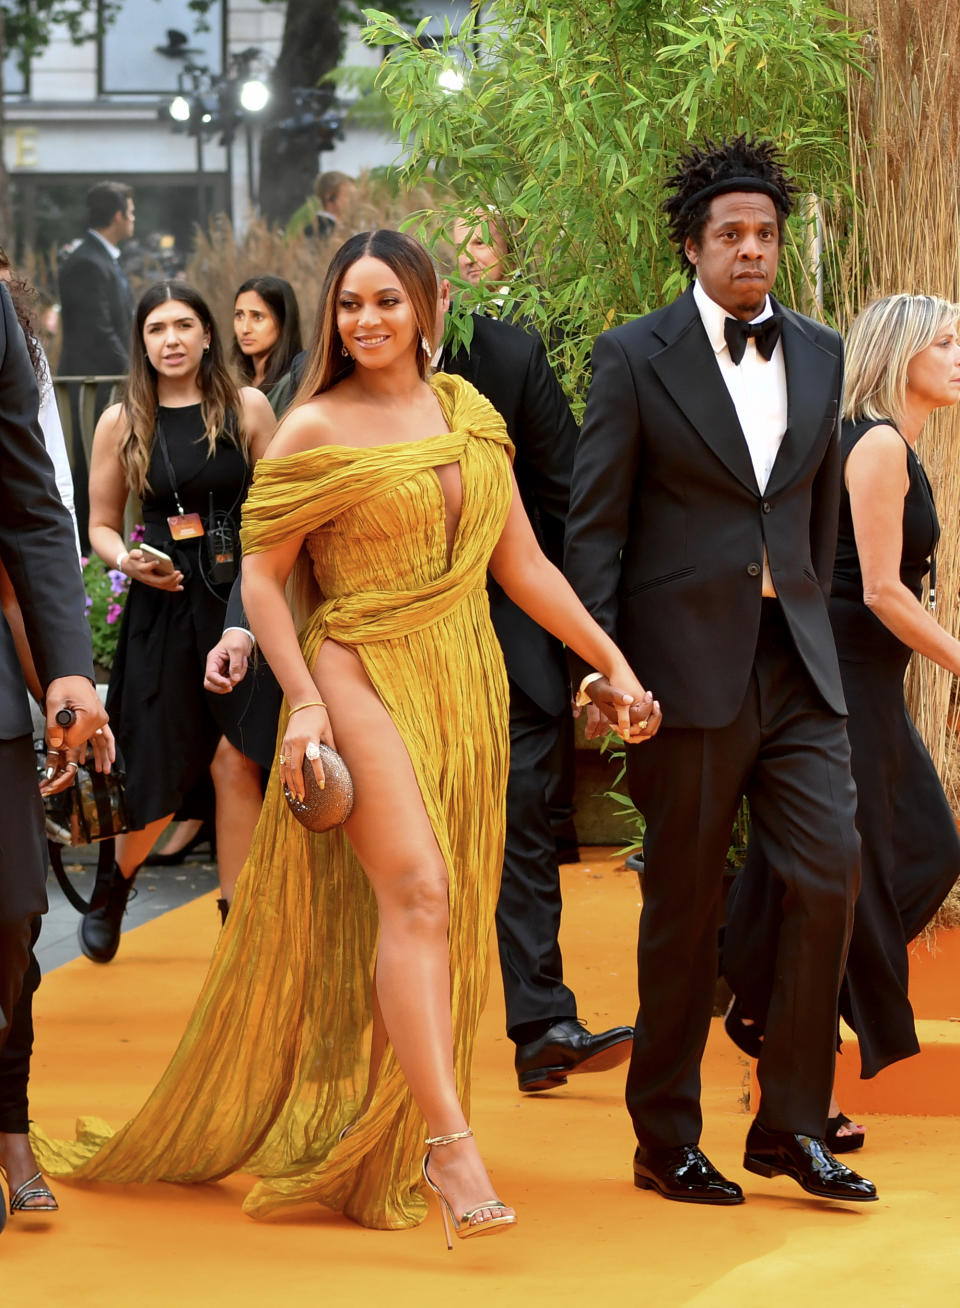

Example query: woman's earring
[421,335,431,355]
[203,343,210,352]
[341,344,350,358]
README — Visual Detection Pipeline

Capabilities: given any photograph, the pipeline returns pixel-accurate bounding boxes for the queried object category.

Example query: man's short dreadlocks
[663,136,797,280]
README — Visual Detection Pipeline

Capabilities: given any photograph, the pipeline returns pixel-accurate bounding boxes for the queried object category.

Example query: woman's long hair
[121,281,246,498]
[843,294,960,429]
[286,231,438,627]
[230,275,303,392]
[292,229,438,408]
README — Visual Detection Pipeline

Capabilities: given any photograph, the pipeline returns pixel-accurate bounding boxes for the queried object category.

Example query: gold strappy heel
[421,1129,516,1250]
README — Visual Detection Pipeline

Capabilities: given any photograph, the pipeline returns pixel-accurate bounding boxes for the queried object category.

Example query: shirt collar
[693,278,773,356]
[88,228,120,259]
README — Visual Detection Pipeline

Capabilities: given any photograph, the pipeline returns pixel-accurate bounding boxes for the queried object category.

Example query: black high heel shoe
[143,820,216,867]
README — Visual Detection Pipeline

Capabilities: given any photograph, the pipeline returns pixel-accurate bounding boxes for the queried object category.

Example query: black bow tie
[723,314,782,365]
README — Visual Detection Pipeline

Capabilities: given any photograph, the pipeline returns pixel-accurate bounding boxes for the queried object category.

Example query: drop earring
[341,344,350,358]
[421,335,432,355]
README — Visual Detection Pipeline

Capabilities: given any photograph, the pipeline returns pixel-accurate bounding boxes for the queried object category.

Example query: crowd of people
[1,134,959,1244]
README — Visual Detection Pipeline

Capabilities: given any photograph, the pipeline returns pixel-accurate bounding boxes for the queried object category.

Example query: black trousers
[496,680,578,1039]
[0,733,48,1057]
[624,602,860,1147]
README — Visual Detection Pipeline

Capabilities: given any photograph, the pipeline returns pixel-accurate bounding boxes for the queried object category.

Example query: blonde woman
[82,283,275,960]
[725,294,960,1147]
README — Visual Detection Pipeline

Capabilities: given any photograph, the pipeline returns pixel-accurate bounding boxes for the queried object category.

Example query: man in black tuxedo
[564,137,876,1203]
[0,280,108,1230]
[58,180,135,544]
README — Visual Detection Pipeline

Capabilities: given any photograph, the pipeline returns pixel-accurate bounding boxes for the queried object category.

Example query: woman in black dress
[724,293,960,1149]
[80,282,275,962]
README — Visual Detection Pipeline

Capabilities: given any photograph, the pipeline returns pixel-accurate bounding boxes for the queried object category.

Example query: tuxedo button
[746,562,762,577]
[761,500,772,513]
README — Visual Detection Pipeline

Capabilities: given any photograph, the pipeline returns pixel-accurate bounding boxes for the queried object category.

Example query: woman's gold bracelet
[289,699,327,715]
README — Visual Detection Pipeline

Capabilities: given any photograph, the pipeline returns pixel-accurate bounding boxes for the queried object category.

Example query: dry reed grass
[185,172,440,360]
[824,0,960,924]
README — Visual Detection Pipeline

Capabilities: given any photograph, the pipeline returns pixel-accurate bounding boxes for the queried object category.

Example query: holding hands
[575,669,662,743]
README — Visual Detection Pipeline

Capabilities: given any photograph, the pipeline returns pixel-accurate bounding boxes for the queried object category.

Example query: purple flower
[84,594,93,616]
[130,523,145,543]
[107,568,128,596]
[106,602,123,625]
[80,555,89,568]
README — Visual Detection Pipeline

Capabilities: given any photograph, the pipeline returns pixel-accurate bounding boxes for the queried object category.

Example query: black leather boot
[78,862,138,964]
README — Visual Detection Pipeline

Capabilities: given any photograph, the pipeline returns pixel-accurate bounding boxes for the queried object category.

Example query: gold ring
[278,754,287,766]
[637,719,649,730]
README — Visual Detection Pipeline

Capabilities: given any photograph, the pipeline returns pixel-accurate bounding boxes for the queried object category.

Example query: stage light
[240,78,269,113]
[169,95,191,122]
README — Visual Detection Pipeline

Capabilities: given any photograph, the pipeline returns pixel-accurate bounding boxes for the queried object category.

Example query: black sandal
[826,1113,865,1154]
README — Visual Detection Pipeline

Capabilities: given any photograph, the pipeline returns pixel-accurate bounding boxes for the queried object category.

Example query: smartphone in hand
[137,543,176,575]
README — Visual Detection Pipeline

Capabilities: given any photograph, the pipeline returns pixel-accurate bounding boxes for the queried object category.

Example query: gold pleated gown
[32,374,515,1230]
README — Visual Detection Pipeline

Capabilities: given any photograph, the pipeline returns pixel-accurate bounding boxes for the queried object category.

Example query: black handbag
[36,739,128,913]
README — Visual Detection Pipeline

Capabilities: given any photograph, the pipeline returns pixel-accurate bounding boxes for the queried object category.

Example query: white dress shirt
[693,279,787,596]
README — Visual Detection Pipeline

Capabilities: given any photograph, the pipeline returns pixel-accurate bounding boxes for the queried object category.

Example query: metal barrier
[51,375,138,539]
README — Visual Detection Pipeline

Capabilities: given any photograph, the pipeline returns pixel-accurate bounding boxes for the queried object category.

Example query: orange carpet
[4,849,960,1306]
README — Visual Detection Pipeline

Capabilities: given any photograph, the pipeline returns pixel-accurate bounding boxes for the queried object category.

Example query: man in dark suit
[0,280,108,1230]
[564,137,876,1204]
[437,282,634,1091]
[58,180,135,544]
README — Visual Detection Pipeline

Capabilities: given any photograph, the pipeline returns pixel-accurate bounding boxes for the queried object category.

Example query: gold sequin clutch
[283,744,355,832]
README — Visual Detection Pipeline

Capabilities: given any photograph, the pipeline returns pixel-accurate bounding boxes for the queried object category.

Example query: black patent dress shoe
[78,863,138,964]
[514,1018,634,1092]
[633,1144,744,1205]
[743,1121,878,1201]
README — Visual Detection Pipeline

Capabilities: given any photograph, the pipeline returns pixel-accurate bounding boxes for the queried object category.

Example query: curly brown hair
[0,246,49,390]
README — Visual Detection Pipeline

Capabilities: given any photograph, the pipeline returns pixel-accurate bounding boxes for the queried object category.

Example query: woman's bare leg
[317,640,511,1224]
[209,737,264,901]
[151,818,204,857]
[116,815,175,879]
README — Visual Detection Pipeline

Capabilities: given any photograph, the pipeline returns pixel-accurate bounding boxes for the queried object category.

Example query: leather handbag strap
[48,837,116,915]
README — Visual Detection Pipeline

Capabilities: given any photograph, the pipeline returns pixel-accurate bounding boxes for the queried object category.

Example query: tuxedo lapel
[764,304,837,496]
[649,289,759,495]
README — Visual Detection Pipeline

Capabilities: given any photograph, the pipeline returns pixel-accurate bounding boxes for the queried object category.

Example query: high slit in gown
[32,374,516,1229]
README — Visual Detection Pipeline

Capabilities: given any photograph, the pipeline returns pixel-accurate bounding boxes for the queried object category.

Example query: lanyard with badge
[154,412,205,541]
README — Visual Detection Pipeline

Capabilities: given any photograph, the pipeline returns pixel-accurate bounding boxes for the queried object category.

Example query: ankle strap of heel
[424,1129,473,1147]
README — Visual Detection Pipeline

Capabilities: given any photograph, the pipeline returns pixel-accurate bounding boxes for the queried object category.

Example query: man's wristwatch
[574,671,604,707]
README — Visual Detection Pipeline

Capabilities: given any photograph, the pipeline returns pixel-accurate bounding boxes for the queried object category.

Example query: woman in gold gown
[33,231,659,1241]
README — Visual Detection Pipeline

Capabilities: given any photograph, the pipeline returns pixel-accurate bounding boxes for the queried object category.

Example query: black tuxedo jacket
[446,313,578,716]
[58,233,133,376]
[0,284,95,738]
[564,286,845,729]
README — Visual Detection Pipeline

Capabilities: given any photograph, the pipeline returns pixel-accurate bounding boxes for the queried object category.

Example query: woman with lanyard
[81,281,275,962]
